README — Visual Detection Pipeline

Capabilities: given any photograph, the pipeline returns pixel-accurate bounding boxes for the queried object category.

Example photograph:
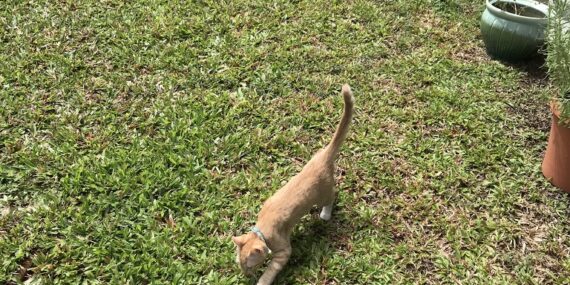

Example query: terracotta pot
[542,103,570,192]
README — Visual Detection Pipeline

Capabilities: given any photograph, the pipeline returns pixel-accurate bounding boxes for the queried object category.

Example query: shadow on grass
[500,53,548,82]
[272,208,353,284]
[499,53,552,145]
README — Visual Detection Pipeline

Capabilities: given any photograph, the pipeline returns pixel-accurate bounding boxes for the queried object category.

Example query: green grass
[1,0,569,284]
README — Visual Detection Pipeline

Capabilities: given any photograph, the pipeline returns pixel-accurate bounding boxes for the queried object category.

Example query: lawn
[1,0,569,284]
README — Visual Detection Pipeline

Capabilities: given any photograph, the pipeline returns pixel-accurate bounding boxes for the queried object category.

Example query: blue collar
[251,226,267,243]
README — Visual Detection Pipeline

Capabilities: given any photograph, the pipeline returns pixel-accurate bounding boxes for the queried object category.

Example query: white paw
[319,206,332,221]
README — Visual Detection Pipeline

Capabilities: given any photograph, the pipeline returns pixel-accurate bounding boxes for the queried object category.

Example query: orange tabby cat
[232,84,354,285]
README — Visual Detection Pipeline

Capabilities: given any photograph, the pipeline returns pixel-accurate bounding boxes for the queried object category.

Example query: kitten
[232,84,354,285]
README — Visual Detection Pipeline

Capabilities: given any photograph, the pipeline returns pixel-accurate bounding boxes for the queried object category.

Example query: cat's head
[232,233,269,275]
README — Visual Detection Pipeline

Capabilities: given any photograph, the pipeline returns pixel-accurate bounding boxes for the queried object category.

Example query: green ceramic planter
[480,0,548,61]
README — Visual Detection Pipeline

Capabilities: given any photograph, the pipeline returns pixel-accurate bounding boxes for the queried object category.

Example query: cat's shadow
[271,208,351,284]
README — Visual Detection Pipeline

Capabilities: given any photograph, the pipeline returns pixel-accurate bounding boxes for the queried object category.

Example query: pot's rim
[486,0,549,24]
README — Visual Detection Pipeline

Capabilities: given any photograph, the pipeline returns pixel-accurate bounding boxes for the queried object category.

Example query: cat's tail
[324,84,354,161]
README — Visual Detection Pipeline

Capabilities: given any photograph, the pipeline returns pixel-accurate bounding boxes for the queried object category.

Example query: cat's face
[232,233,268,275]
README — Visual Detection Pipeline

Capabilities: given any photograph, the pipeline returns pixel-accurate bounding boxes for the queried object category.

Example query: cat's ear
[252,243,269,255]
[232,235,246,247]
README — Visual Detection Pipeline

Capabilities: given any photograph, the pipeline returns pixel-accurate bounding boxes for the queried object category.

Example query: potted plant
[480,0,549,61]
[542,0,570,192]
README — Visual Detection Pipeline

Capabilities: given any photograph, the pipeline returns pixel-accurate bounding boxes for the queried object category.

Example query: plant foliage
[547,0,570,123]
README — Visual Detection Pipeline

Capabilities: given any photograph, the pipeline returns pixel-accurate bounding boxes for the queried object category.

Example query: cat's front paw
[256,275,276,285]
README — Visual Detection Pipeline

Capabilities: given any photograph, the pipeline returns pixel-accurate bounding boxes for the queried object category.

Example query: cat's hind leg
[319,190,335,221]
[319,204,333,221]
